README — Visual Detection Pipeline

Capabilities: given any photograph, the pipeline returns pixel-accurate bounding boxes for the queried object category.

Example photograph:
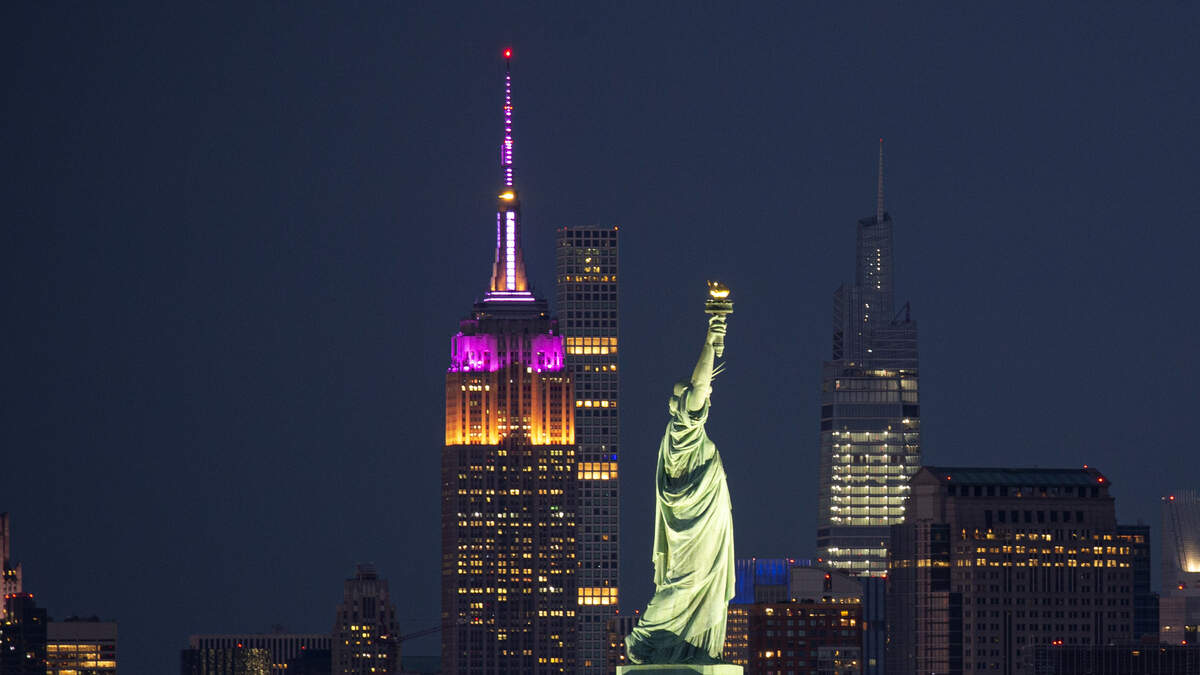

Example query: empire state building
[440,50,577,674]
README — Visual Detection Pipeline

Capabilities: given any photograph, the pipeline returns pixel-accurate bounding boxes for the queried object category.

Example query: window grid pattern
[556,226,619,673]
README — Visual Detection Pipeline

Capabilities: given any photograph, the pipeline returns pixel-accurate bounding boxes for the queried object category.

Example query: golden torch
[705,281,733,358]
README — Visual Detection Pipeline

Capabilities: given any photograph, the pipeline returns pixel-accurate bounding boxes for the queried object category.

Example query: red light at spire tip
[503,48,512,59]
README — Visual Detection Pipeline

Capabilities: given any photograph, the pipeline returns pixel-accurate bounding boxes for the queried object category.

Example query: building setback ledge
[617,665,743,675]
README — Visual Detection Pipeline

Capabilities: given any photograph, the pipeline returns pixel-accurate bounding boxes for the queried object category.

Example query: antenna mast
[876,138,885,224]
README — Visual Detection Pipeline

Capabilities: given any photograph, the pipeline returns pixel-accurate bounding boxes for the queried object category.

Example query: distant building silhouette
[1,593,46,674]
[816,142,920,578]
[731,558,807,604]
[1118,523,1158,642]
[887,466,1139,675]
[1161,490,1200,645]
[723,558,805,666]
[331,564,399,674]
[1032,642,1200,674]
[724,600,862,673]
[190,631,330,674]
[720,559,864,672]
[284,647,331,675]
[788,564,886,674]
[859,576,887,675]
[556,225,620,673]
[440,51,576,675]
[604,613,638,673]
[1,514,23,620]
[47,617,117,674]
[789,565,861,603]
[720,554,883,667]
[181,646,271,675]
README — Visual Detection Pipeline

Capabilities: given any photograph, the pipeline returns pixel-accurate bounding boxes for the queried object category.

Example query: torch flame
[708,281,730,299]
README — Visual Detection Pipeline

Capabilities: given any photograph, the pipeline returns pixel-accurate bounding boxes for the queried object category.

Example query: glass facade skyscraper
[816,142,920,577]
[440,51,577,674]
[555,225,619,673]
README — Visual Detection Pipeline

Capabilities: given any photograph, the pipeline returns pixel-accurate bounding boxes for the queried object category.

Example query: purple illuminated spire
[502,49,514,187]
[487,49,531,298]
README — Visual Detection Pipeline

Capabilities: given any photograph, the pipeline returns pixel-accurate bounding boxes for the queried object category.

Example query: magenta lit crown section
[449,331,565,373]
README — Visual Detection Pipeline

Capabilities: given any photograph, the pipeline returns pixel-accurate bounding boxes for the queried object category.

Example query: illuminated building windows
[566,337,618,355]
[575,399,616,409]
[578,587,618,606]
[577,462,618,481]
[45,621,119,675]
[187,633,331,674]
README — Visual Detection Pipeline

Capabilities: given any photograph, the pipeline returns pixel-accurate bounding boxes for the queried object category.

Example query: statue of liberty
[623,284,739,672]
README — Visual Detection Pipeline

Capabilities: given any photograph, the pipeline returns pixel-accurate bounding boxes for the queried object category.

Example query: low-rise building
[727,601,862,674]
[604,613,638,673]
[189,631,330,674]
[181,646,271,675]
[47,617,117,674]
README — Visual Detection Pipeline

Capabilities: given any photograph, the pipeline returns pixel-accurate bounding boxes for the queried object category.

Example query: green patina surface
[617,664,743,675]
[625,313,737,666]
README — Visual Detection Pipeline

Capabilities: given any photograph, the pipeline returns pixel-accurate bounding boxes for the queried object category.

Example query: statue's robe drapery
[626,385,736,664]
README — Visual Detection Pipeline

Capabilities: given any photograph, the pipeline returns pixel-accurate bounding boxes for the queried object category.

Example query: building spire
[502,48,514,187]
[876,138,885,225]
[486,48,531,300]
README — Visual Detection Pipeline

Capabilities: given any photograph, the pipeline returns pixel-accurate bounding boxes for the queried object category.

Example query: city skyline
[4,3,1199,673]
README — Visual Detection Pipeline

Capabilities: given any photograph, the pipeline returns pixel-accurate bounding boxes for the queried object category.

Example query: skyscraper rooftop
[816,142,921,578]
[925,466,1110,487]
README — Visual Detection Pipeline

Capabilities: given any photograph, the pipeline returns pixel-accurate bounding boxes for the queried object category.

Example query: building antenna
[502,48,514,187]
[876,138,885,225]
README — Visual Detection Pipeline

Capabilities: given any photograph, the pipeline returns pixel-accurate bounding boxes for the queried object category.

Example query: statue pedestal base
[617,665,743,675]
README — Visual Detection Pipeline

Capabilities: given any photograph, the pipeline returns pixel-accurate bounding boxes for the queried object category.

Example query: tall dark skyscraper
[1,514,23,620]
[331,564,399,674]
[441,50,577,674]
[555,225,619,673]
[816,142,921,577]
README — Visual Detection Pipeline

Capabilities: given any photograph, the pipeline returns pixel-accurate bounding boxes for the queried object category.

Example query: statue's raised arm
[684,315,725,411]
[622,285,740,673]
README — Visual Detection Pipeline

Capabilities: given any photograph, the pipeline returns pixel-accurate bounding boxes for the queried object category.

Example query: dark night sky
[4,2,1199,672]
